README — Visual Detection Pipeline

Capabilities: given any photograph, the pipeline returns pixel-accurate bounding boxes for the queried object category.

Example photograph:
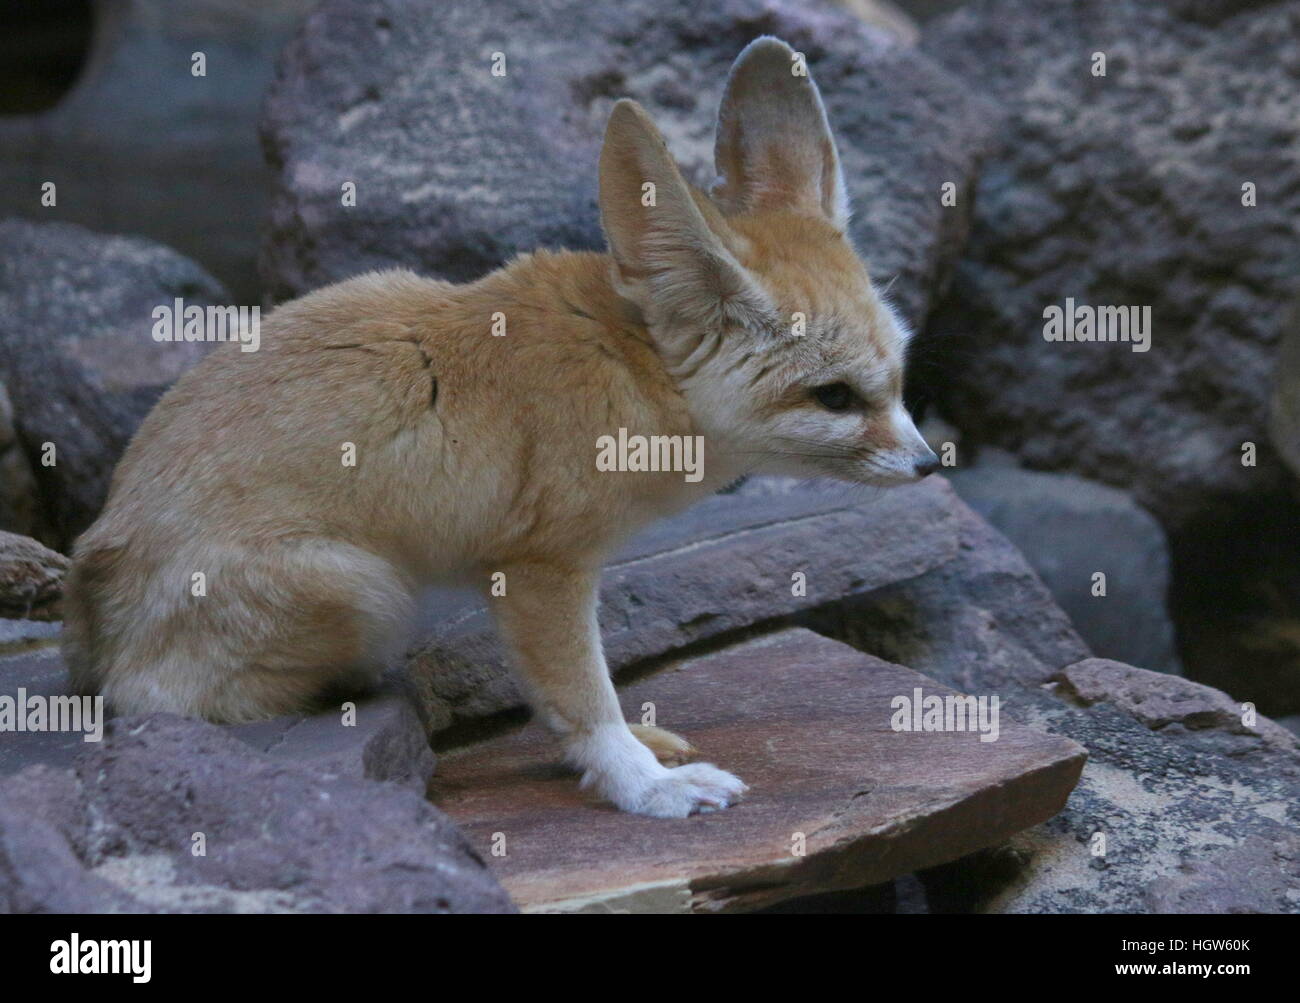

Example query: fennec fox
[64,37,938,817]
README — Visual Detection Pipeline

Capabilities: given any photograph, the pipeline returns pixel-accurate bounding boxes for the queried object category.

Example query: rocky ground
[1,0,1297,913]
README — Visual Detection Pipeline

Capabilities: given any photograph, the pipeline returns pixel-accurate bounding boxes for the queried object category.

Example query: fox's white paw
[571,724,746,817]
[630,762,748,818]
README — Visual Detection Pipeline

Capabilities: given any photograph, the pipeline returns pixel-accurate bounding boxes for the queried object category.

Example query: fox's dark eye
[812,382,855,412]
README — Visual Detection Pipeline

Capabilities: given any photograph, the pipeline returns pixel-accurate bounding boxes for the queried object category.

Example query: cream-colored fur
[63,37,937,817]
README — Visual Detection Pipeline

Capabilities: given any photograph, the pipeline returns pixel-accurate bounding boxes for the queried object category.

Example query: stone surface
[1271,299,1300,482]
[812,512,1300,913]
[1143,833,1300,914]
[0,628,435,794]
[0,530,68,621]
[1056,657,1296,751]
[800,496,1092,694]
[0,219,228,548]
[918,0,1300,530]
[429,628,1086,913]
[939,685,1300,914]
[947,461,1180,674]
[260,0,996,329]
[0,380,41,539]
[0,619,61,653]
[0,645,93,781]
[227,672,436,792]
[917,0,1300,715]
[831,0,921,44]
[0,0,314,300]
[0,715,513,914]
[411,475,961,736]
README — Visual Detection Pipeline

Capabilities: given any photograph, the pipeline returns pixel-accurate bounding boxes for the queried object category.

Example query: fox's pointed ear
[712,36,850,231]
[599,99,775,344]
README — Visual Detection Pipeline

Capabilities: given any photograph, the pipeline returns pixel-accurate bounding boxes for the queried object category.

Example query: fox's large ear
[599,99,775,343]
[712,36,850,231]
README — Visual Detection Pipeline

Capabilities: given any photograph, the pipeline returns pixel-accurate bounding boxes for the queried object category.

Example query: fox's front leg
[490,562,745,817]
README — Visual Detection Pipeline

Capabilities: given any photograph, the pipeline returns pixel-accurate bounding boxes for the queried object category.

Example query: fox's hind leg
[85,538,414,724]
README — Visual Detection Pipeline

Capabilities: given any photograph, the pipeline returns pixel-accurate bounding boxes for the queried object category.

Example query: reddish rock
[1055,658,1298,751]
[429,628,1086,912]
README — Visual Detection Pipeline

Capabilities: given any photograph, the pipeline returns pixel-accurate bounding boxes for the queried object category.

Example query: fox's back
[77,254,695,579]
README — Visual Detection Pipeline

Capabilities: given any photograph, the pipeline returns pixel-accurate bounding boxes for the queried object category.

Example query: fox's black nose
[914,454,941,478]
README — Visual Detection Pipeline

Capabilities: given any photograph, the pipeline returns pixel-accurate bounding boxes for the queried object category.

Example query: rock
[0,0,314,300]
[429,628,1087,912]
[0,620,61,654]
[260,0,996,329]
[947,461,1180,674]
[1271,300,1300,482]
[0,629,435,795]
[1144,833,1300,914]
[227,672,436,792]
[0,795,145,914]
[821,522,1300,914]
[0,715,513,914]
[409,475,962,735]
[0,645,91,780]
[918,0,1300,528]
[0,531,68,621]
[802,497,1300,912]
[949,685,1300,914]
[1056,658,1297,752]
[0,219,227,547]
[0,381,41,539]
[917,0,1300,714]
[802,494,1092,694]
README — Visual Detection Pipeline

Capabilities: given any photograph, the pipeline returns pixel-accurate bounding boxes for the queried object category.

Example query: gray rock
[260,0,996,329]
[0,0,314,301]
[947,462,1180,674]
[227,672,436,792]
[803,496,1092,694]
[0,646,92,781]
[0,798,144,914]
[815,508,1300,912]
[1271,300,1300,482]
[0,219,227,547]
[0,630,434,794]
[0,380,41,539]
[1144,833,1300,914]
[917,0,1300,715]
[919,0,1300,529]
[0,620,62,654]
[0,715,513,914]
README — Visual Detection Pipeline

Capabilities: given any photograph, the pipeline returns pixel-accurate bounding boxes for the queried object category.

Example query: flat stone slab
[428,628,1087,913]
